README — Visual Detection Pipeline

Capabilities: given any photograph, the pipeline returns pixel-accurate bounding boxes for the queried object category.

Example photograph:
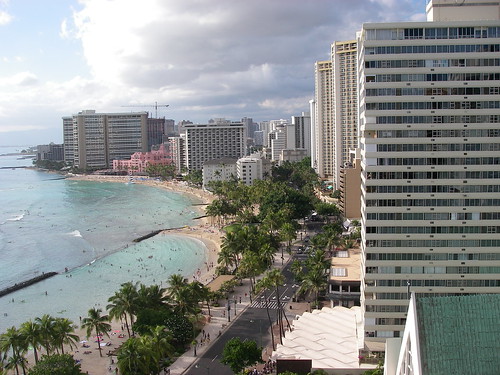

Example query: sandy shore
[49,175,223,375]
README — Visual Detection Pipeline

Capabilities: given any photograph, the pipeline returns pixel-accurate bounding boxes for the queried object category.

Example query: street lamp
[226,297,231,322]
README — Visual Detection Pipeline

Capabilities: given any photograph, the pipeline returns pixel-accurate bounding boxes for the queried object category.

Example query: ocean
[0,146,208,333]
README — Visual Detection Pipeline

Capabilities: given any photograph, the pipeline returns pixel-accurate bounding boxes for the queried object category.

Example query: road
[185,262,299,375]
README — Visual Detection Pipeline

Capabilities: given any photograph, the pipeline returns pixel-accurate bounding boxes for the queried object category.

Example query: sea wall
[0,272,58,298]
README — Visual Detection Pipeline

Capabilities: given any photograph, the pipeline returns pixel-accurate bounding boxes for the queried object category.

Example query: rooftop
[271,306,366,369]
[416,293,500,375]
[329,247,361,283]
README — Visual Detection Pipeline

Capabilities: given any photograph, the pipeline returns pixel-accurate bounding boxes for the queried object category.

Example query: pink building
[112,144,173,173]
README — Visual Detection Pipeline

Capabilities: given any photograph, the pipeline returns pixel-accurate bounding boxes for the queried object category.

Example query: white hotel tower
[313,40,358,188]
[358,0,500,340]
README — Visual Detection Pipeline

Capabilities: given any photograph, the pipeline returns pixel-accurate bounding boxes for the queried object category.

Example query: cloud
[66,0,423,117]
[59,18,69,39]
[0,71,38,86]
[1,0,425,144]
[0,10,11,25]
[62,0,420,122]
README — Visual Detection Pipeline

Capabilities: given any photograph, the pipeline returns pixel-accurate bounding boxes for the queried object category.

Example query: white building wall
[237,156,263,185]
[184,122,246,171]
[427,0,500,22]
[313,60,334,179]
[270,127,287,161]
[358,19,500,340]
[202,161,237,189]
[332,40,358,189]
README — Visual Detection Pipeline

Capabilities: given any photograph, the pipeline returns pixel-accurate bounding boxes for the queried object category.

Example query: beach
[18,175,223,375]
[67,174,221,280]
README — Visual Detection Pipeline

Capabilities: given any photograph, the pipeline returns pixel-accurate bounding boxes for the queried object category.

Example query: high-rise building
[62,110,148,170]
[164,119,176,137]
[147,117,165,150]
[291,112,312,156]
[312,41,359,189]
[183,120,246,172]
[168,135,186,174]
[313,60,334,180]
[269,125,287,161]
[254,130,264,146]
[332,41,358,189]
[241,117,257,141]
[259,121,271,147]
[62,116,75,163]
[358,0,500,340]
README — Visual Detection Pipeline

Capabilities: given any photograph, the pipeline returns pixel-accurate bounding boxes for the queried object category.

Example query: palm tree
[136,284,167,310]
[254,279,275,351]
[147,326,175,373]
[81,308,111,357]
[34,314,56,356]
[290,259,304,283]
[53,318,79,355]
[258,243,276,269]
[188,281,212,317]
[281,222,297,251]
[217,246,237,274]
[172,285,199,316]
[20,320,42,364]
[258,269,290,346]
[107,281,139,337]
[117,337,150,375]
[4,353,26,375]
[298,266,328,309]
[341,238,356,251]
[220,230,244,271]
[0,327,27,375]
[166,274,185,296]
[237,252,264,295]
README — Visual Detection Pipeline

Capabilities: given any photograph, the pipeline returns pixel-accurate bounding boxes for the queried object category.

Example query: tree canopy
[27,354,84,375]
[221,337,263,374]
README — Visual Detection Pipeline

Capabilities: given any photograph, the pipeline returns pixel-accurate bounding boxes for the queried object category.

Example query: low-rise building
[112,143,172,174]
[36,143,64,161]
[338,153,361,220]
[279,149,308,164]
[328,247,362,308]
[202,158,238,190]
[237,152,272,185]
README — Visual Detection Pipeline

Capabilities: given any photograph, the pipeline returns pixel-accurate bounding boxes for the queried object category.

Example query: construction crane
[121,102,169,119]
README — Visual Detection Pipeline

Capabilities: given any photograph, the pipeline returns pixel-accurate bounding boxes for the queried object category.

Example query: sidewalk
[168,252,298,375]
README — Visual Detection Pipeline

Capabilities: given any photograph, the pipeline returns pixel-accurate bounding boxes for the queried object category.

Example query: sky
[0,0,425,145]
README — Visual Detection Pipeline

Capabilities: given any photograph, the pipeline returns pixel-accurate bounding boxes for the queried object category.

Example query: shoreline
[10,175,223,375]
[66,174,221,285]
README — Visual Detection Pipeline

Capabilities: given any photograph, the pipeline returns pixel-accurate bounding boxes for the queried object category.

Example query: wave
[68,230,82,238]
[1,212,27,224]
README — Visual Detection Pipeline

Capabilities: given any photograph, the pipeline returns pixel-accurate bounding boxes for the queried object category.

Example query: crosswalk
[250,299,288,310]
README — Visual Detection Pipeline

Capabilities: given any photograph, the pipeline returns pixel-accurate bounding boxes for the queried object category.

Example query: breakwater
[0,272,58,298]
[132,230,163,242]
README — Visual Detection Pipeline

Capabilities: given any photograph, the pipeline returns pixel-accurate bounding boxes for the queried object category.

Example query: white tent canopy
[271,306,364,369]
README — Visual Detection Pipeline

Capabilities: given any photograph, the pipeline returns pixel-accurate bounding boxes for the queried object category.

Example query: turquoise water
[0,146,208,333]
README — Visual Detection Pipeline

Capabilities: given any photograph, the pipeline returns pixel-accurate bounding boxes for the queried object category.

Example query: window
[404,28,423,40]
[331,268,347,277]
